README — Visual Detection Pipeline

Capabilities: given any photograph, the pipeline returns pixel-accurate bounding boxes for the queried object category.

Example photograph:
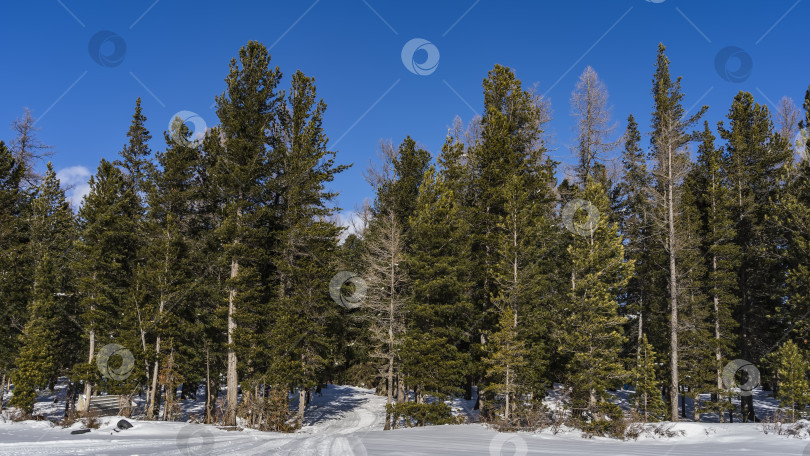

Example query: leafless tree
[10,108,53,186]
[774,96,806,163]
[775,96,800,144]
[361,208,407,430]
[363,140,397,191]
[570,66,617,184]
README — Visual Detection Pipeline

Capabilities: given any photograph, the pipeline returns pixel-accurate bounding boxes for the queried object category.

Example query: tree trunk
[643,390,648,423]
[225,257,239,426]
[204,345,214,424]
[383,238,396,432]
[741,395,755,422]
[298,388,307,425]
[667,144,679,422]
[384,355,393,430]
[0,373,5,413]
[63,381,74,418]
[635,309,643,412]
[83,328,96,412]
[505,365,511,423]
[147,333,161,419]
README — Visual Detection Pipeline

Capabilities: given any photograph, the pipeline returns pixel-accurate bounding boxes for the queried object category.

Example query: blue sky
[1,0,807,222]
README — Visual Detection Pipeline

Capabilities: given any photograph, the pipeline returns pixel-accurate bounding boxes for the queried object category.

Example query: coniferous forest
[3,39,810,439]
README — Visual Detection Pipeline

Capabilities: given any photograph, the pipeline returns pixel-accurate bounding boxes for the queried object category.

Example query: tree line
[1,41,809,431]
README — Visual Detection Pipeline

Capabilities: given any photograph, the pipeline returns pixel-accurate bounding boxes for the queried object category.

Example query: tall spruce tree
[269,70,347,425]
[11,164,77,415]
[467,65,555,411]
[648,43,706,420]
[674,179,713,419]
[719,92,790,367]
[138,119,201,419]
[213,41,282,426]
[74,159,140,404]
[616,115,663,368]
[403,166,471,405]
[690,122,739,401]
[0,141,29,410]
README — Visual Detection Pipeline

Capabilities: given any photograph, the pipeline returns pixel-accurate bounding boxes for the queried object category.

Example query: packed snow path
[1,384,809,455]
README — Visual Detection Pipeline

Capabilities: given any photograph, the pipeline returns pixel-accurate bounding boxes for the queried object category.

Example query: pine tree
[10,164,78,415]
[632,334,666,422]
[559,177,633,412]
[616,115,663,372]
[116,97,154,199]
[648,43,706,420]
[0,141,30,412]
[10,255,60,415]
[467,65,554,410]
[139,119,201,419]
[268,70,347,425]
[674,180,714,419]
[377,136,431,238]
[74,159,139,405]
[690,122,739,402]
[197,127,230,424]
[719,92,791,369]
[403,166,470,404]
[483,305,527,424]
[213,41,282,426]
[773,340,810,421]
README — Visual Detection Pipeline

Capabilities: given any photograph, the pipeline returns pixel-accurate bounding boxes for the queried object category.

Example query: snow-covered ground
[1,384,808,455]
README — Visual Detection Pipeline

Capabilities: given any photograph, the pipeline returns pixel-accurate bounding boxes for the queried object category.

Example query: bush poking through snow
[81,410,100,429]
[760,412,810,438]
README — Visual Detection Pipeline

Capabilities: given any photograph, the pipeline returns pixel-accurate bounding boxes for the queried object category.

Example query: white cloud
[336,209,365,244]
[56,165,92,209]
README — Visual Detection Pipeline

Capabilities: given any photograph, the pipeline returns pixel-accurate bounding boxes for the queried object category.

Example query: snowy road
[0,385,808,455]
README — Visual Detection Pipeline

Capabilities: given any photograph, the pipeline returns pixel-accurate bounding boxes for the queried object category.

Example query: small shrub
[761,411,810,438]
[578,402,629,440]
[82,410,100,429]
[6,408,29,422]
[60,411,80,428]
